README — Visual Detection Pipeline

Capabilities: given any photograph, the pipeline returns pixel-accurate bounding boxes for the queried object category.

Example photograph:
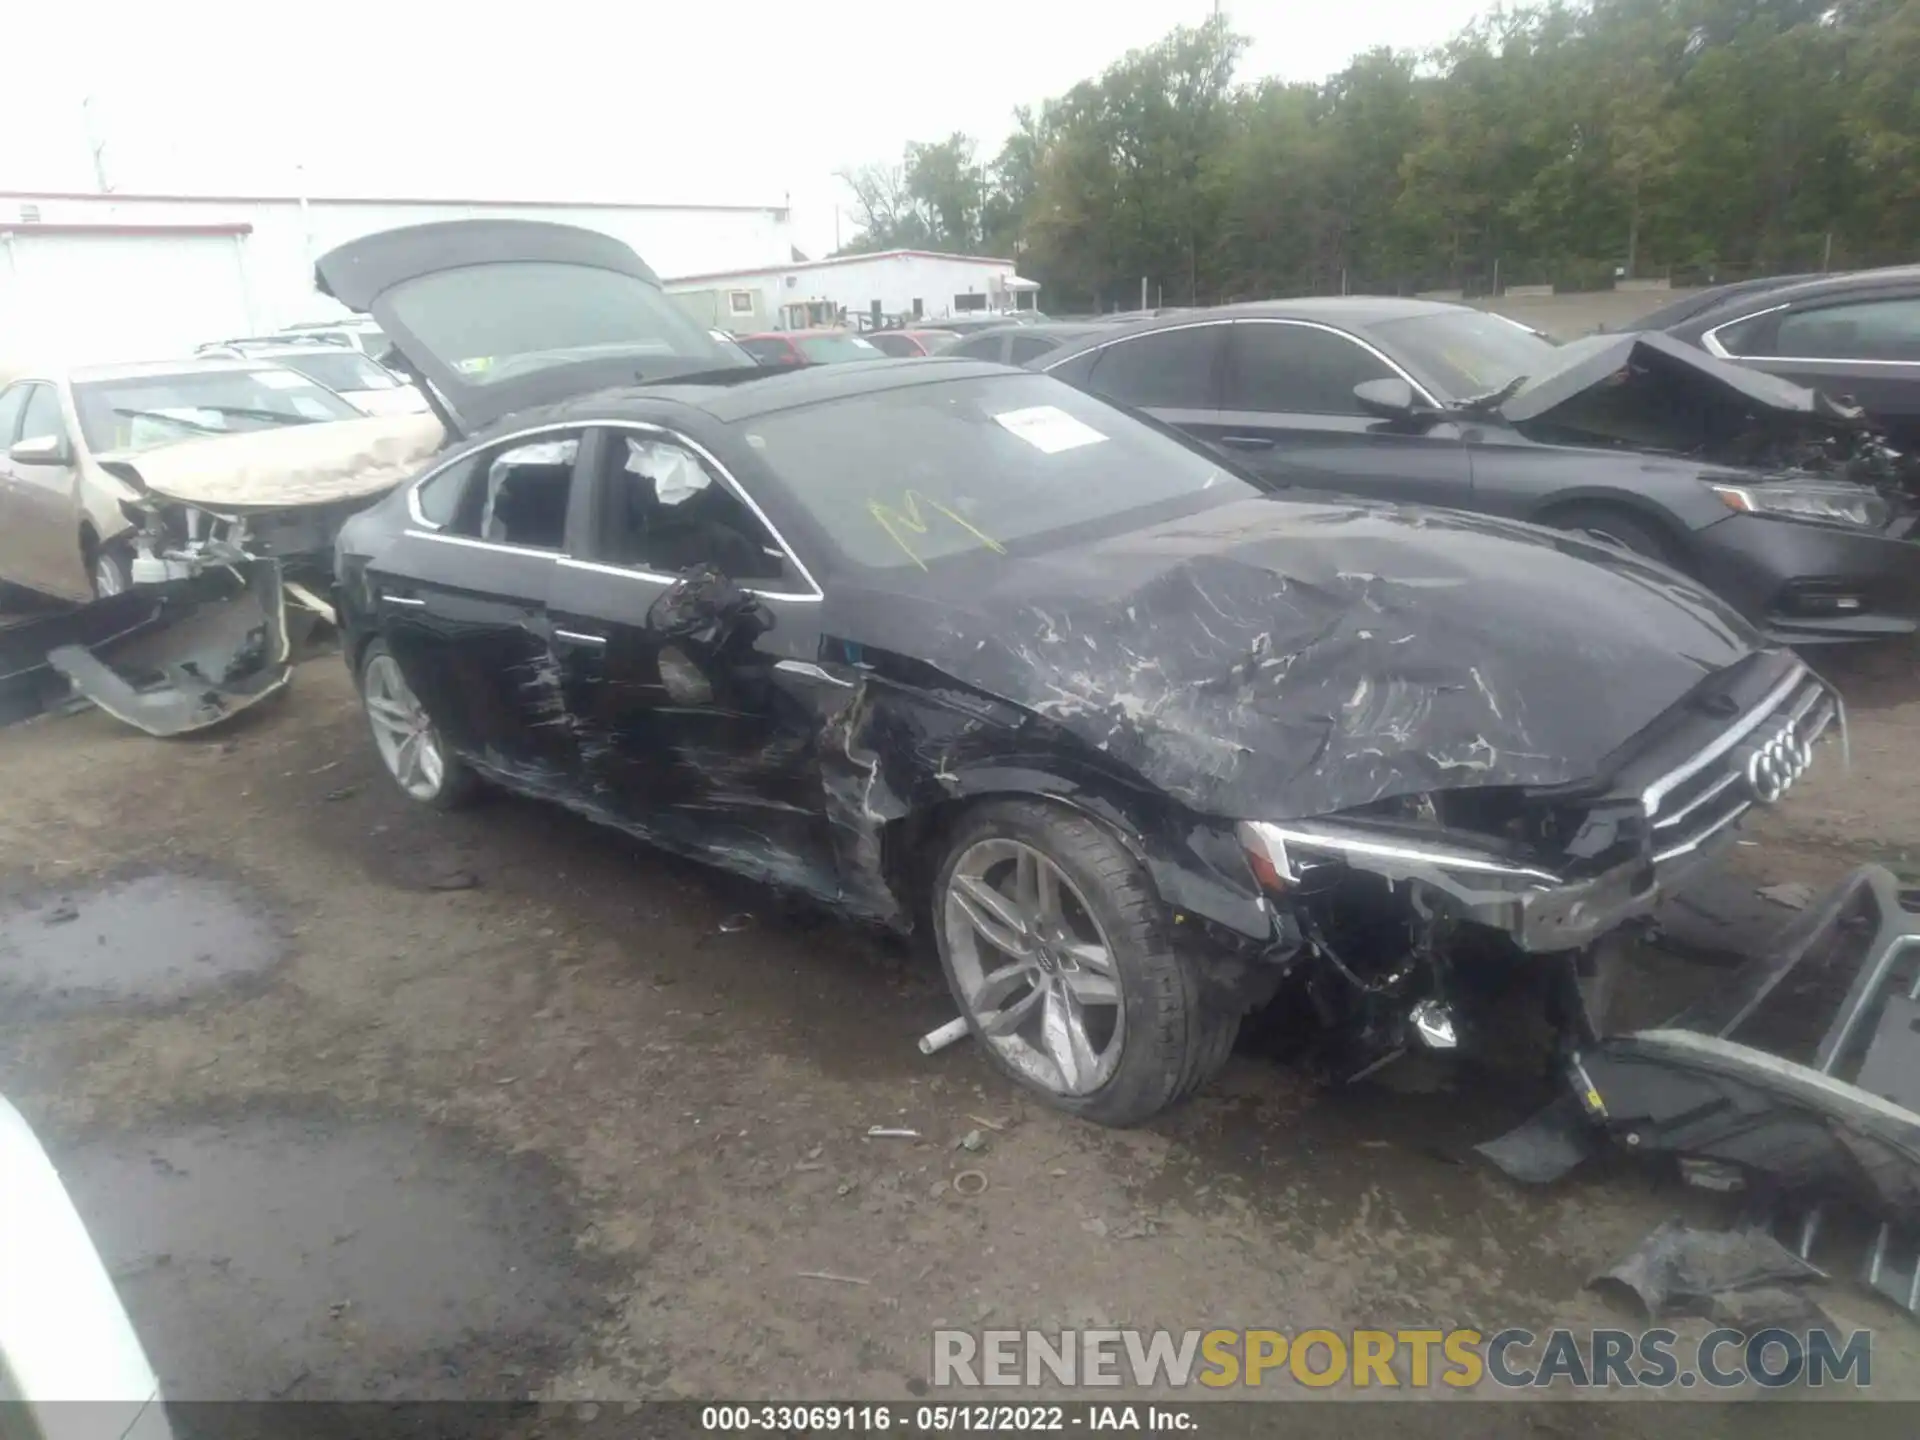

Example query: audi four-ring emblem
[1743,723,1815,804]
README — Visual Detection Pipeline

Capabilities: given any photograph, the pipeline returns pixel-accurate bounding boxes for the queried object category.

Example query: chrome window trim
[1039,316,1441,410]
[399,416,824,600]
[1704,294,1920,365]
[556,555,821,605]
[1227,318,1442,410]
[1700,301,1789,359]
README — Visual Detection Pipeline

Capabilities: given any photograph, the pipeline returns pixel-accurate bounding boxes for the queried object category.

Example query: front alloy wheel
[359,641,474,807]
[944,837,1126,1096]
[932,799,1238,1126]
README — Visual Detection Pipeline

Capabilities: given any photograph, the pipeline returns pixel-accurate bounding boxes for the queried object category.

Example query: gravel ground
[1,638,1918,1424]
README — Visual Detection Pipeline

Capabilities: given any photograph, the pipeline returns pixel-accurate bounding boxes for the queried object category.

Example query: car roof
[742,329,864,340]
[565,356,1015,426]
[64,357,290,382]
[1648,265,1920,335]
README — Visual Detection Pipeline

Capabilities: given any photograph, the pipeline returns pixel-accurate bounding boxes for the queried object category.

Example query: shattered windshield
[73,369,363,454]
[382,261,732,384]
[744,373,1255,572]
[1372,310,1559,401]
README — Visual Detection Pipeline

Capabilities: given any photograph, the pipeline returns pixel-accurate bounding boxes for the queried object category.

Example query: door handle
[381,593,427,608]
[553,629,607,647]
[1216,434,1275,450]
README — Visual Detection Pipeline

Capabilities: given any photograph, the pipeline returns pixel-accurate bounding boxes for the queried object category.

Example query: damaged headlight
[1710,480,1890,531]
[1236,818,1559,894]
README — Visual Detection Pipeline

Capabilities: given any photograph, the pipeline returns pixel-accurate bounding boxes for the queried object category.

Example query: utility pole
[82,96,111,193]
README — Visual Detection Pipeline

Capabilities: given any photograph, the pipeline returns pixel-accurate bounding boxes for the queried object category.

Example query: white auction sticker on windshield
[992,405,1108,455]
[253,369,307,389]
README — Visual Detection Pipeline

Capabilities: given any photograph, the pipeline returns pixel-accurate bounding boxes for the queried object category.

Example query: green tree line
[835,0,1918,311]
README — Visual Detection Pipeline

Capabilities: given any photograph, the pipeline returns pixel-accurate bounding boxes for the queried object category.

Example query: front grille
[1642,666,1840,865]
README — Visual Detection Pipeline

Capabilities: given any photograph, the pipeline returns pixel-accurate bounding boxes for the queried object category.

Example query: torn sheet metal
[853,495,1756,820]
[99,411,444,511]
[1592,1219,1827,1325]
[44,561,292,737]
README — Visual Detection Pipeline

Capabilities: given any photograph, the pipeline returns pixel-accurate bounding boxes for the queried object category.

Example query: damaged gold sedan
[0,378,442,736]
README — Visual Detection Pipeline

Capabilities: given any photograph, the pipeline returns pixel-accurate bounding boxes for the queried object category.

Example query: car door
[0,382,38,589]
[366,428,589,785]
[1179,320,1474,505]
[1063,322,1229,440]
[5,384,88,598]
[1705,291,1920,450]
[545,423,837,882]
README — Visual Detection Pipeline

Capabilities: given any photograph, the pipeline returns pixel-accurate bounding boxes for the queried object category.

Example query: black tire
[357,638,480,810]
[931,798,1238,1126]
[1545,504,1676,565]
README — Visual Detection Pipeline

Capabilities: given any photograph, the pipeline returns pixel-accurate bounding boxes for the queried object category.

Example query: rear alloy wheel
[933,799,1236,1126]
[359,640,476,808]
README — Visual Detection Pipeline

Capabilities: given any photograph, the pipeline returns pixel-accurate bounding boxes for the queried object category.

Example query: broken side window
[588,430,797,589]
[434,431,583,550]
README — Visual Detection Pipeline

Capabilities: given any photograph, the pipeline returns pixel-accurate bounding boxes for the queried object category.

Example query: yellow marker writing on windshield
[867,491,1006,570]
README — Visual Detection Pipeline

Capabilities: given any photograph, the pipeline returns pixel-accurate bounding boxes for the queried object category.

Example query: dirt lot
[2,637,1919,1423]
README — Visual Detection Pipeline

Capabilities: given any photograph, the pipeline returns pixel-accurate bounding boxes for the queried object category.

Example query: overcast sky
[4,1,1492,258]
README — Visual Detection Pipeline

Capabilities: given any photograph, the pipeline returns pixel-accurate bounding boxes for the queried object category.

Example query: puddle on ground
[53,1112,598,1401]
[0,871,283,1017]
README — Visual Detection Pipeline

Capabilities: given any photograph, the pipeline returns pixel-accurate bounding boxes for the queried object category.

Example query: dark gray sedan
[1036,299,1920,643]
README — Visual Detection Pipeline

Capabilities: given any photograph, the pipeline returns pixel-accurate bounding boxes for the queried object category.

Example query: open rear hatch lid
[313,219,741,435]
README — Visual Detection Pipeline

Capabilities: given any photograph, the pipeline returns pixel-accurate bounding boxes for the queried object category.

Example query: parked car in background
[0,359,364,600]
[321,219,1843,1130]
[1643,265,1920,452]
[861,329,960,358]
[930,313,1046,336]
[736,330,886,367]
[942,322,1106,366]
[1035,299,1920,642]
[195,341,429,416]
[273,317,392,357]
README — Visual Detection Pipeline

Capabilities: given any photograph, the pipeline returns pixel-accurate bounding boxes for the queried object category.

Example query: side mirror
[10,434,71,466]
[1353,377,1431,424]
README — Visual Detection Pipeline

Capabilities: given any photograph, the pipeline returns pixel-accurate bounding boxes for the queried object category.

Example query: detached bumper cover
[1,562,291,737]
[1485,864,1920,1308]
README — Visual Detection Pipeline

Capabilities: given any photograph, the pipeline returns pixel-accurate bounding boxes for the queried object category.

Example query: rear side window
[946,333,1008,362]
[1086,326,1225,409]
[1008,334,1062,366]
[433,432,582,550]
[1225,322,1396,415]
[740,338,793,365]
[1770,298,1920,363]
[864,333,919,358]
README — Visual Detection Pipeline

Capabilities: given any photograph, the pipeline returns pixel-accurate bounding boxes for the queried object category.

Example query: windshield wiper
[1450,375,1529,416]
[194,405,324,425]
[112,407,225,434]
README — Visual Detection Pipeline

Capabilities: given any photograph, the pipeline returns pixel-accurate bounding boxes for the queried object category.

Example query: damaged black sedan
[325,221,1843,1127]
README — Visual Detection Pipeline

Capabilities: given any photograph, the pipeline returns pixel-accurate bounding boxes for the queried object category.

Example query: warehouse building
[0,190,797,363]
[667,249,1041,332]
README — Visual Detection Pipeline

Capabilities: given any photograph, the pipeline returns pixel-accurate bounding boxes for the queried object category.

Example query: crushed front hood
[852,497,1761,820]
[102,412,445,512]
[1499,330,1868,457]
